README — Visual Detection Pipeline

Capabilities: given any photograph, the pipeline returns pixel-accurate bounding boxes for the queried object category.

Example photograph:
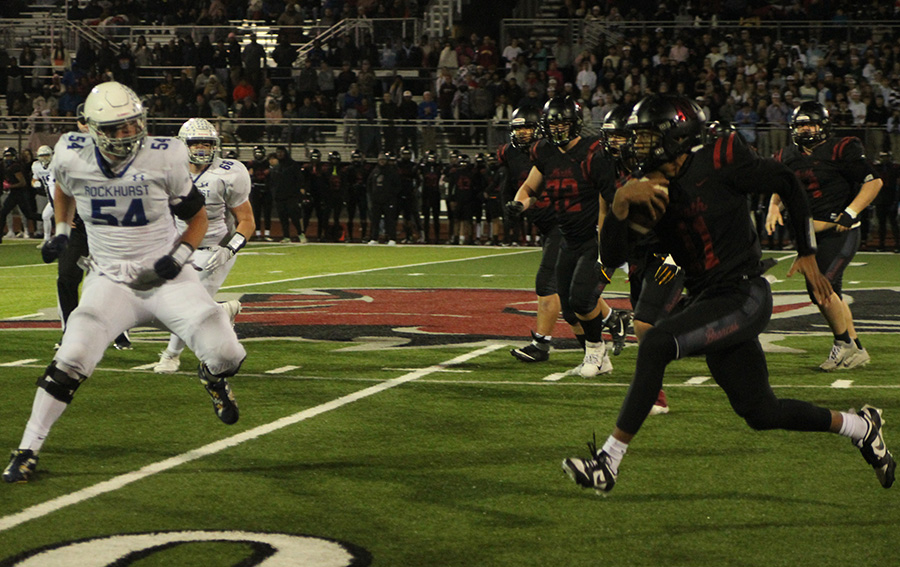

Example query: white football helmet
[178,117,220,164]
[83,81,147,161]
[37,145,53,167]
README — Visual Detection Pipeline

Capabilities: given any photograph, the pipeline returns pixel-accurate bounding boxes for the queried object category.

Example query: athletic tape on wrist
[225,232,247,253]
[55,221,71,237]
[170,242,194,265]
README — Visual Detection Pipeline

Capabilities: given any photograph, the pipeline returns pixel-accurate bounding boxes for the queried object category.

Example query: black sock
[835,331,851,344]
[854,338,863,349]
[575,334,586,352]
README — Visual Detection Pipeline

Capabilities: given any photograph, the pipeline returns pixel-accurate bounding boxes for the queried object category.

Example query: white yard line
[218,249,536,290]
[0,344,505,534]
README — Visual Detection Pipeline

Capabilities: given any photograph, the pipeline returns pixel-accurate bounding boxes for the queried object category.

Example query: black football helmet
[329,150,341,163]
[425,150,438,164]
[351,149,363,163]
[309,148,321,161]
[3,147,17,159]
[599,103,633,158]
[790,101,831,149]
[541,96,583,147]
[625,94,706,174]
[509,106,542,150]
[704,120,737,143]
[253,145,266,160]
[399,146,413,160]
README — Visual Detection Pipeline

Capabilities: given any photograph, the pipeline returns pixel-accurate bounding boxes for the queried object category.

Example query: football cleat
[199,367,239,425]
[154,350,181,374]
[563,437,617,495]
[649,389,670,416]
[820,340,853,371]
[841,345,871,370]
[220,299,242,326]
[3,449,39,483]
[113,331,133,350]
[580,341,613,377]
[854,405,895,488]
[606,310,631,355]
[510,331,550,363]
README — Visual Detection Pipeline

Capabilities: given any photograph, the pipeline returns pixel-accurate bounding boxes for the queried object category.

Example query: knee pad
[36,361,86,404]
[638,326,678,364]
[562,308,579,327]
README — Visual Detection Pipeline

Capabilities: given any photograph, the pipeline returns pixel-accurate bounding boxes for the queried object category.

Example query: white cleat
[154,350,181,374]
[820,340,854,371]
[580,341,612,377]
[220,300,241,326]
[841,345,871,370]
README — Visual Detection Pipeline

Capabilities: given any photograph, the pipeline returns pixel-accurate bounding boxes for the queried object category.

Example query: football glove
[505,200,525,217]
[595,262,613,285]
[653,254,680,285]
[205,233,247,273]
[41,234,69,263]
[829,207,857,228]
[129,242,194,290]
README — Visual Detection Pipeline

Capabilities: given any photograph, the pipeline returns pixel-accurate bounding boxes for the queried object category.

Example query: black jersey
[498,142,556,233]
[530,136,615,243]
[774,137,879,222]
[648,132,815,294]
[420,163,442,199]
[446,164,480,203]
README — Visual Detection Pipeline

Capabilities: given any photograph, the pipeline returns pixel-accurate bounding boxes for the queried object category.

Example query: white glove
[204,245,235,273]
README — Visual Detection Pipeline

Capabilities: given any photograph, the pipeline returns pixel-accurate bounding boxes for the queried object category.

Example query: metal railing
[2,114,893,163]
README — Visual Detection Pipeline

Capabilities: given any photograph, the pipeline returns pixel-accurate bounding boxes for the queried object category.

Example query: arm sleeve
[598,213,630,268]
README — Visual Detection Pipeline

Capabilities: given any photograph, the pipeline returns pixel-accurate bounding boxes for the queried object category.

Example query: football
[628,174,668,234]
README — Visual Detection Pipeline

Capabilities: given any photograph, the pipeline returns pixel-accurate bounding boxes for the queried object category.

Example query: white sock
[838,411,869,442]
[20,389,69,452]
[601,436,628,474]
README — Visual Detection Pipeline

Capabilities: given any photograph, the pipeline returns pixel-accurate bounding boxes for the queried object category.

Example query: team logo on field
[0,531,371,566]
[229,288,900,347]
[2,288,898,347]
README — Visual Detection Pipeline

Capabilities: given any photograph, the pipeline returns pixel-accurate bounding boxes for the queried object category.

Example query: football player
[506,96,619,377]
[247,145,273,241]
[32,145,55,248]
[766,101,882,371]
[598,103,677,415]
[419,150,442,243]
[345,150,370,242]
[3,82,247,483]
[153,117,255,373]
[563,94,894,494]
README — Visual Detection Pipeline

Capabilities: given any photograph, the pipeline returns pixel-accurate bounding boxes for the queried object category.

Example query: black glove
[653,254,680,285]
[829,208,857,228]
[505,200,525,217]
[595,262,613,285]
[154,255,182,280]
[41,234,69,264]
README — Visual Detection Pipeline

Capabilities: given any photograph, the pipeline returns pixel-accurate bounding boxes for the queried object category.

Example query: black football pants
[616,276,832,435]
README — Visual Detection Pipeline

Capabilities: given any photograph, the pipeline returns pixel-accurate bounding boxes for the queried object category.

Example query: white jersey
[52,132,194,282]
[32,160,56,202]
[183,156,251,248]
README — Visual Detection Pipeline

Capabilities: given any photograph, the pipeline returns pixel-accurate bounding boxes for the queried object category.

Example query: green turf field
[0,240,897,566]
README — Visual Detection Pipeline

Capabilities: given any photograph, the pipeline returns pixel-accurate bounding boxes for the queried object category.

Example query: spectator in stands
[335,61,357,96]
[848,88,867,125]
[418,90,438,151]
[357,59,379,101]
[318,61,336,98]
[271,36,297,89]
[398,90,419,151]
[380,38,398,69]
[242,33,267,92]
[438,40,458,72]
[735,100,759,146]
[296,95,321,143]
[766,91,791,152]
[865,94,890,158]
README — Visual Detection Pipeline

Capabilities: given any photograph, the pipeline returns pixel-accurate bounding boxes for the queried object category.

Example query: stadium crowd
[0,0,899,246]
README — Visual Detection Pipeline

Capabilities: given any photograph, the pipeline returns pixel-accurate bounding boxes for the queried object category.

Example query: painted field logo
[0,531,371,566]
[231,288,900,347]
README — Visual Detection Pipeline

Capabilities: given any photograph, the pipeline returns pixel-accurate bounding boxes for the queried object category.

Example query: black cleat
[855,405,895,488]
[3,449,39,483]
[199,366,239,425]
[510,331,550,363]
[606,310,631,356]
[562,436,617,495]
[113,331,133,350]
